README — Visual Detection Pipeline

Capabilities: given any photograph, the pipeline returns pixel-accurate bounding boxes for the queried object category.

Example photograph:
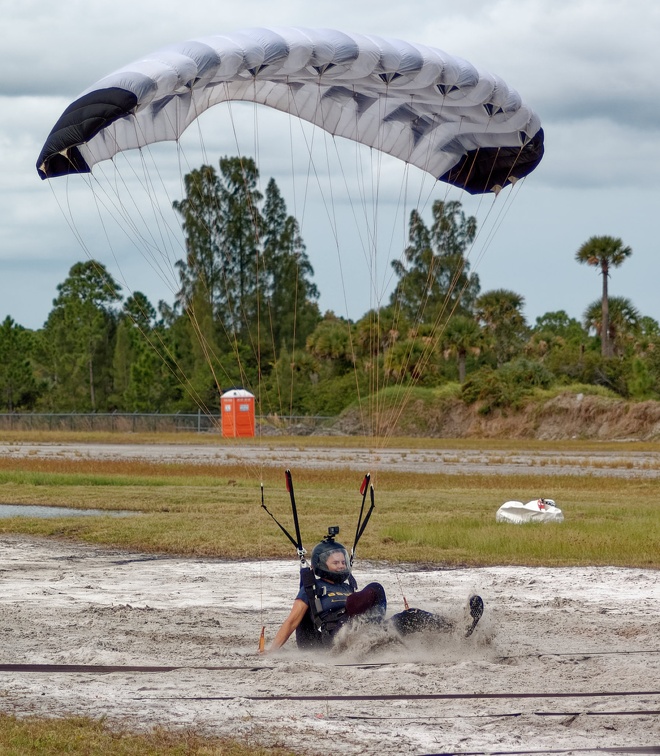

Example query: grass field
[0,433,657,568]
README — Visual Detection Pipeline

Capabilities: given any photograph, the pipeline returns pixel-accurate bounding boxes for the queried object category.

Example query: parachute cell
[36,27,543,193]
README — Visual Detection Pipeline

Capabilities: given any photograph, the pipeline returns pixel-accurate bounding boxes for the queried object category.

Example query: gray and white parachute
[36,27,543,193]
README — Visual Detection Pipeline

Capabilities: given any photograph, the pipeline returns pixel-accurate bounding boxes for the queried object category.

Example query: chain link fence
[0,412,340,436]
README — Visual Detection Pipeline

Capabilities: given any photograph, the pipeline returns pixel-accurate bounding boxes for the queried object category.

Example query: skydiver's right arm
[268,598,309,652]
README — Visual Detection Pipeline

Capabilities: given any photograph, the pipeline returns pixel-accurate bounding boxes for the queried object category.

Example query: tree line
[2,156,659,417]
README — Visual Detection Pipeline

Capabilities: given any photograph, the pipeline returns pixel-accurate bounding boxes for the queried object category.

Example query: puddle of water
[0,504,138,519]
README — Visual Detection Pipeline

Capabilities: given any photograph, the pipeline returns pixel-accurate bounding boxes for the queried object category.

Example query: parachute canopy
[37,27,543,194]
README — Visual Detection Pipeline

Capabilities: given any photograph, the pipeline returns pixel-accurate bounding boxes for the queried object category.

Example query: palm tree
[383,337,430,382]
[583,296,640,357]
[575,236,632,357]
[305,315,353,365]
[475,289,528,366]
[442,315,481,382]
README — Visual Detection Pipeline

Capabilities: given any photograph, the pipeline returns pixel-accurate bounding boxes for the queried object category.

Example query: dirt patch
[0,535,658,754]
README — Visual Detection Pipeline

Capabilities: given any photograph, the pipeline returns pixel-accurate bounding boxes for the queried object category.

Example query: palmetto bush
[462,359,555,414]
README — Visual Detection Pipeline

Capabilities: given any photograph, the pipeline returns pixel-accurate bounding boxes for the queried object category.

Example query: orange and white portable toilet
[220,388,255,438]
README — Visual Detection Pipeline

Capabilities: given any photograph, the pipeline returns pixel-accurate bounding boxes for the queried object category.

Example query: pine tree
[391,200,479,326]
[40,261,121,410]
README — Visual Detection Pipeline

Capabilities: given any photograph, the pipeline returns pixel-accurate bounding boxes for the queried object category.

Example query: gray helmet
[311,538,351,584]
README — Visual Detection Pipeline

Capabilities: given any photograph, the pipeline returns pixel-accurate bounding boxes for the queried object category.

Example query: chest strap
[300,567,357,637]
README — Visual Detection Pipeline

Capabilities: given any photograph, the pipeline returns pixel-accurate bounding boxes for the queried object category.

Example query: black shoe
[465,595,484,637]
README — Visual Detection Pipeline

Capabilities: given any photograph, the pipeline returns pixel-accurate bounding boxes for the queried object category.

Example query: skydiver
[268,537,387,651]
[268,534,484,652]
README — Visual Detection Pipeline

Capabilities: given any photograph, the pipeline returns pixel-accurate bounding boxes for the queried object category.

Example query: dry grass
[2,429,660,452]
[0,714,294,755]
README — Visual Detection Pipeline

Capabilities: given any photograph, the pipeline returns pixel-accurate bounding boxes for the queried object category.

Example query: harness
[300,565,358,643]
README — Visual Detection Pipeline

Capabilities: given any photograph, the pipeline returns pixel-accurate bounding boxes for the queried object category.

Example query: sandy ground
[0,535,658,755]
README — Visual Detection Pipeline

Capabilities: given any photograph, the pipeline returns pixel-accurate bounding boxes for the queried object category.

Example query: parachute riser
[351,475,375,566]
[285,469,303,548]
[351,473,370,564]
[260,481,308,566]
[262,470,375,570]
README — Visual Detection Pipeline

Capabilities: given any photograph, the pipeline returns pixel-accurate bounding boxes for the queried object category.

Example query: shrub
[461,359,554,414]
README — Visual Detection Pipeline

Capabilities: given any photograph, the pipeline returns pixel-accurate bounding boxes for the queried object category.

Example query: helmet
[311,538,351,584]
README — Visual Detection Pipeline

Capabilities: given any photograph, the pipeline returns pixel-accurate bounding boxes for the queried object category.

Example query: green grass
[383,510,658,567]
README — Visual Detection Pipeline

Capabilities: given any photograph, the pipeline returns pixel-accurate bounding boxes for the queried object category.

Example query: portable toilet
[221,389,255,438]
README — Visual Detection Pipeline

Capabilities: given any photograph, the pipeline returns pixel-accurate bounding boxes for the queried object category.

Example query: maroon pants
[345,582,387,618]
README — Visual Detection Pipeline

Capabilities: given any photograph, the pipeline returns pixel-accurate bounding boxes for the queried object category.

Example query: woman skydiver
[268,528,484,652]
[268,533,387,651]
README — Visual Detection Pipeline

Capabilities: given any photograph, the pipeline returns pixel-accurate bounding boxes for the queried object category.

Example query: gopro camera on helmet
[325,525,340,540]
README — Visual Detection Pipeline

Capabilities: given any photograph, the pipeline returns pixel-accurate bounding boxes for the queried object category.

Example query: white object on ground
[496,498,564,524]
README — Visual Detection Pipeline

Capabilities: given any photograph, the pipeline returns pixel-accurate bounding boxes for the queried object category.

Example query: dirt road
[1,441,660,478]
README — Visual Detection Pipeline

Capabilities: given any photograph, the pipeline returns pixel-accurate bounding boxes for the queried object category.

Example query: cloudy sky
[3,0,659,331]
